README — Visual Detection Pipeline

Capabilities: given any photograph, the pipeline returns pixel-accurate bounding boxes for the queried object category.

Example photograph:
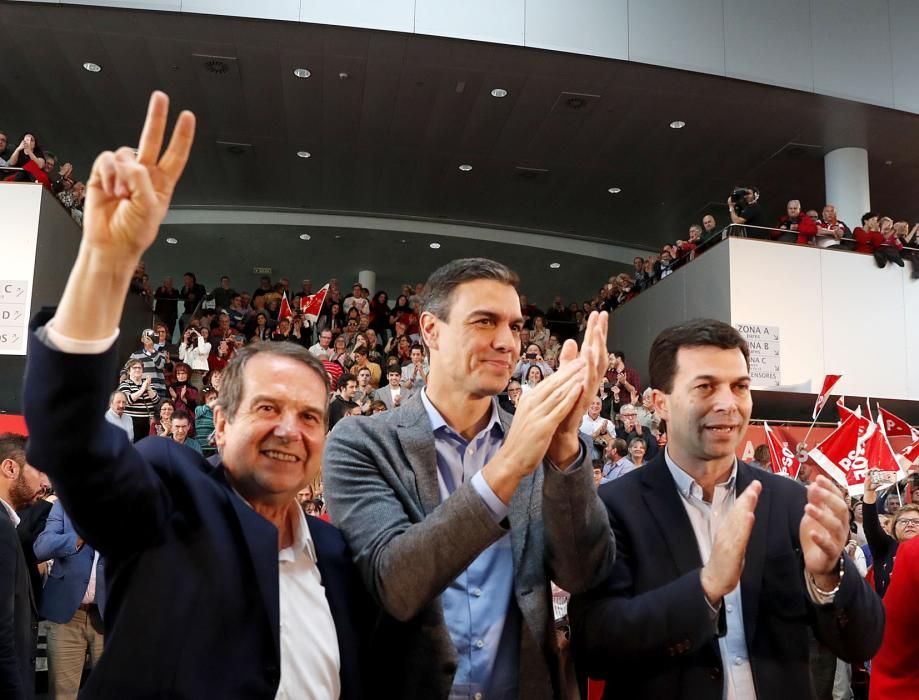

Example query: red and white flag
[808,414,863,489]
[878,405,919,440]
[278,293,294,322]
[763,422,801,479]
[836,396,862,425]
[299,284,330,323]
[899,438,919,469]
[812,374,842,419]
[851,415,904,496]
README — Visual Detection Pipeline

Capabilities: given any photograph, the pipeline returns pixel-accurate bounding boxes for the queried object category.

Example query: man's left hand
[800,475,849,588]
[546,310,609,466]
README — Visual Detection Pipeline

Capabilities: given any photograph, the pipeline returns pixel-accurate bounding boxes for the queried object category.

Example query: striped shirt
[129,348,167,398]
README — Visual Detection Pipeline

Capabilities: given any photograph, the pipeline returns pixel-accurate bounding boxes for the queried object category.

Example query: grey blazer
[323,391,616,700]
[371,385,412,411]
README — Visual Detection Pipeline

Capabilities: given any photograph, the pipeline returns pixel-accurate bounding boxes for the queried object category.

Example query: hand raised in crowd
[83,91,195,262]
[800,475,850,588]
[485,358,586,504]
[547,310,609,465]
[701,480,762,604]
[862,468,879,504]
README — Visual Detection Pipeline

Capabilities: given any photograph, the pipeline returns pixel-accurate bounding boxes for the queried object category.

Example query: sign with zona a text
[0,183,41,356]
[734,323,781,387]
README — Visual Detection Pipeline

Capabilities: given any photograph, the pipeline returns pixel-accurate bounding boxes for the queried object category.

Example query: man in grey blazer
[324,258,615,700]
[372,367,412,410]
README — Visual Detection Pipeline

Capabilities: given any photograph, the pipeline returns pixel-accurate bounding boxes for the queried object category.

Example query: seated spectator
[674,225,702,260]
[773,199,817,244]
[615,403,659,461]
[309,329,335,360]
[270,318,293,342]
[169,411,202,455]
[579,396,615,461]
[400,344,428,391]
[498,379,522,415]
[343,283,370,321]
[328,377,360,429]
[149,399,175,438]
[543,333,562,368]
[208,338,235,373]
[874,216,905,269]
[352,367,374,414]
[599,438,634,484]
[520,363,545,395]
[194,389,218,456]
[627,436,648,467]
[853,211,882,254]
[319,301,346,336]
[349,346,381,389]
[118,359,160,441]
[815,204,852,249]
[369,400,387,415]
[635,388,657,430]
[104,390,134,441]
[701,213,718,237]
[643,256,658,286]
[513,343,553,382]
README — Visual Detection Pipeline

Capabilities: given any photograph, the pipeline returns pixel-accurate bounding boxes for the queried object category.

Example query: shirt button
[467,446,475,455]
[726,604,734,613]
[473,588,483,597]
[734,656,744,666]
[475,639,485,649]
[474,694,483,700]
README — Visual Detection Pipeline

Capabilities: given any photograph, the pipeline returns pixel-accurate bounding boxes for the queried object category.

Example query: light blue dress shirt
[420,390,519,700]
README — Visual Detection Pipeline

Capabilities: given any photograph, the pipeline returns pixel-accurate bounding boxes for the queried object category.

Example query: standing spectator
[606,351,641,395]
[168,363,199,417]
[530,315,550,350]
[874,217,905,269]
[130,329,167,399]
[178,272,206,333]
[328,377,360,429]
[209,276,236,311]
[861,469,919,598]
[372,367,410,410]
[5,133,47,185]
[368,291,391,341]
[726,186,762,235]
[580,396,614,461]
[747,444,771,471]
[104,390,134,442]
[352,367,375,414]
[343,283,370,321]
[632,257,649,291]
[400,344,429,392]
[179,327,211,389]
[194,389,218,456]
[655,249,675,279]
[852,212,882,255]
[249,275,273,305]
[33,499,105,700]
[119,359,159,441]
[702,213,718,237]
[0,434,49,700]
[635,388,657,429]
[544,295,572,331]
[153,277,179,337]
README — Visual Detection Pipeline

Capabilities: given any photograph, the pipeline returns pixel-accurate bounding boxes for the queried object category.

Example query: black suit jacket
[569,454,884,700]
[23,329,372,699]
[0,507,36,700]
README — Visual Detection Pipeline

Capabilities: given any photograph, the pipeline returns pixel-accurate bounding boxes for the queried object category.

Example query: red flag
[763,422,801,479]
[278,293,293,322]
[808,414,863,489]
[812,374,842,419]
[300,284,329,323]
[863,416,901,473]
[836,396,860,424]
[899,438,919,468]
[878,405,918,439]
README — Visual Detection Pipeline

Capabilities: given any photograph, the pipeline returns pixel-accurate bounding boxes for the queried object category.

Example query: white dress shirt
[0,496,20,527]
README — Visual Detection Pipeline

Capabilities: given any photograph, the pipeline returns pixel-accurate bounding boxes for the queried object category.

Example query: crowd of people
[0,129,86,224]
[4,92,919,700]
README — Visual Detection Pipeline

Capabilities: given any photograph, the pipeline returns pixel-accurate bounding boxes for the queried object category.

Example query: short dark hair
[370,400,387,412]
[753,444,770,463]
[410,343,424,354]
[613,350,626,362]
[172,410,191,424]
[387,367,402,376]
[421,258,519,322]
[352,346,368,357]
[648,319,750,393]
[611,438,628,458]
[217,343,330,422]
[0,433,27,467]
[184,272,197,282]
[861,212,876,226]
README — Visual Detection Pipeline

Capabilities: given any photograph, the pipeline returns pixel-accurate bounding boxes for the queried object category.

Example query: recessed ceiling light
[400,239,407,243]
[429,242,441,249]
[299,233,311,240]
[549,262,561,269]
[296,151,311,158]
[165,237,178,245]
[669,120,686,129]
[885,160,894,166]
[82,62,102,73]
[608,187,621,194]
[458,164,472,172]
[490,88,508,98]
[293,68,311,78]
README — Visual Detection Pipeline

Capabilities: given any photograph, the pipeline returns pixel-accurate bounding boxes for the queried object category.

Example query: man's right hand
[700,480,762,604]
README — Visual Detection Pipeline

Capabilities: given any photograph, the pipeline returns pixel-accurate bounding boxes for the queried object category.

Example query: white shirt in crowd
[579,414,612,438]
[179,336,212,371]
[308,343,334,360]
[105,408,134,441]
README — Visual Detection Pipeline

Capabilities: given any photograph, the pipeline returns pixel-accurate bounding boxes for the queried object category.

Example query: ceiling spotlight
[82,62,102,73]
[885,160,894,166]
[608,187,622,194]
[165,237,178,245]
[429,242,441,249]
[458,164,472,172]
[549,262,561,269]
[293,68,311,78]
[296,151,311,158]
[299,233,311,240]
[669,120,686,129]
[490,88,508,98]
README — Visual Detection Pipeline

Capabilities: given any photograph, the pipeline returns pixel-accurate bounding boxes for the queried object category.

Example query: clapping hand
[800,476,850,589]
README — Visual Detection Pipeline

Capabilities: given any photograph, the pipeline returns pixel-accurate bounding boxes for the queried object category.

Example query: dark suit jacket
[23,329,371,700]
[569,454,884,700]
[15,500,52,612]
[0,506,36,700]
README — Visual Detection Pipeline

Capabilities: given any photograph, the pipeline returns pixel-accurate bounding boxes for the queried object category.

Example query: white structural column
[358,270,376,296]
[824,148,870,233]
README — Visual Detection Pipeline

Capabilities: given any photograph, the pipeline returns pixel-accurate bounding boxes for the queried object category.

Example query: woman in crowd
[387,335,413,366]
[628,437,647,468]
[390,294,414,328]
[118,359,160,442]
[287,315,311,347]
[369,291,391,340]
[320,301,345,336]
[520,364,544,395]
[530,315,550,350]
[150,399,175,438]
[178,326,211,389]
[329,334,349,365]
[250,311,271,342]
[862,470,919,597]
[5,132,47,184]
[208,338,235,373]
[168,362,199,420]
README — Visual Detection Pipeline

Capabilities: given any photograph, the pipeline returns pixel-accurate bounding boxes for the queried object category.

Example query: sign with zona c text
[734,323,781,387]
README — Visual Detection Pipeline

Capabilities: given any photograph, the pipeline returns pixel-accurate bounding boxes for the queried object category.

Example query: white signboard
[734,323,781,387]
[0,184,42,355]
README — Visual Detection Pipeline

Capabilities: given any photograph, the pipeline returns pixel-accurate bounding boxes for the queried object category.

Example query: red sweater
[853,227,882,254]
[871,536,919,699]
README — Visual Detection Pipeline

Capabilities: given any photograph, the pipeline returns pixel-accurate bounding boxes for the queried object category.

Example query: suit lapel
[395,394,440,516]
[737,463,769,645]
[211,465,281,657]
[640,456,704,575]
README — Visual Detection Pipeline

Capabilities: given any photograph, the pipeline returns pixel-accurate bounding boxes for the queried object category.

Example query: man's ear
[0,458,20,479]
[213,405,228,447]
[651,389,670,424]
[419,311,439,351]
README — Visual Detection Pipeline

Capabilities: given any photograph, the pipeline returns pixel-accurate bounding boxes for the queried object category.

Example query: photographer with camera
[178,326,211,390]
[727,186,762,238]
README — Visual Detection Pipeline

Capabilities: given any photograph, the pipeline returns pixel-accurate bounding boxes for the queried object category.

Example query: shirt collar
[229,485,316,564]
[0,497,20,527]
[664,447,737,500]
[420,388,504,440]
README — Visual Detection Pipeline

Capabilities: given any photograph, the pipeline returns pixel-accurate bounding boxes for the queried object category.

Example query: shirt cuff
[804,571,837,605]
[471,471,510,522]
[545,444,586,473]
[45,318,119,354]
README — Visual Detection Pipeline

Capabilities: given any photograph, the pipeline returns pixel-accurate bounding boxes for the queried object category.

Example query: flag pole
[800,399,830,454]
